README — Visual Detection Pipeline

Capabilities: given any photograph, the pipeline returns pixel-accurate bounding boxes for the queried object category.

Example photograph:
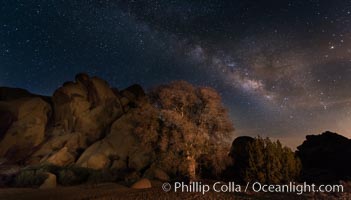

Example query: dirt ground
[0,182,347,200]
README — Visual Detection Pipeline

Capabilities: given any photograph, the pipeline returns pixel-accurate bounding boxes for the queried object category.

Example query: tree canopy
[132,81,235,179]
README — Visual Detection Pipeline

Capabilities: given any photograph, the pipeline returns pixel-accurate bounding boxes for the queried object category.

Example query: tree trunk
[187,155,196,181]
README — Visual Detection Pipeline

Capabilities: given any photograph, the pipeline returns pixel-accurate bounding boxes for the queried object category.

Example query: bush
[57,169,79,186]
[243,137,301,184]
[87,169,118,184]
[229,136,301,184]
[14,169,48,187]
[13,164,125,187]
[57,167,92,186]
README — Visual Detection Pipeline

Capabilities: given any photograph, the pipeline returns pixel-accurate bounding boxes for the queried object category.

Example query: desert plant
[243,137,301,184]
[57,166,93,186]
[14,169,48,187]
[87,169,118,184]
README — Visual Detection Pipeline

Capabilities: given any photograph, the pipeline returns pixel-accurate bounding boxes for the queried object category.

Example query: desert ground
[0,182,346,200]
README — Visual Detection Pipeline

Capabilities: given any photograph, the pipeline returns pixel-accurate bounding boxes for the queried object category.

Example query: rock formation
[0,74,235,186]
[0,74,147,167]
[0,97,51,162]
[130,178,152,189]
[227,136,254,182]
[297,131,351,183]
[39,172,57,189]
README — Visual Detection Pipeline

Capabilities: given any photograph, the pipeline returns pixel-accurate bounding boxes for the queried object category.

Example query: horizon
[1,76,349,150]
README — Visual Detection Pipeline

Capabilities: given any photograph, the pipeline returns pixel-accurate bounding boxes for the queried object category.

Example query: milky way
[1,0,351,147]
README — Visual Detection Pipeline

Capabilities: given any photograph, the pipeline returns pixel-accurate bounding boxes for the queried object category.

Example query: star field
[1,0,351,147]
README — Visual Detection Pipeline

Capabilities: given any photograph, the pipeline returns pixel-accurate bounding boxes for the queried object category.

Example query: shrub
[13,164,125,187]
[14,169,48,187]
[243,137,301,184]
[57,167,93,186]
[87,169,118,184]
[57,169,80,186]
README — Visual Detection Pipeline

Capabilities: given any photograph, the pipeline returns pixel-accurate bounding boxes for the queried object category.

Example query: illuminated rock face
[46,147,75,167]
[39,173,57,189]
[131,178,152,189]
[0,97,51,161]
[52,73,124,140]
[76,111,152,171]
[0,74,146,166]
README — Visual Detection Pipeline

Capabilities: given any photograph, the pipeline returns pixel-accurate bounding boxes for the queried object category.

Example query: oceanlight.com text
[162,181,344,195]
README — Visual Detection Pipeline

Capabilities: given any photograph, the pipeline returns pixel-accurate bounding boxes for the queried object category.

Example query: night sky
[1,0,351,148]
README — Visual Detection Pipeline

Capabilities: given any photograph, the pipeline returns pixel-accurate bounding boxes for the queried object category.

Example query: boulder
[0,87,34,101]
[228,136,254,182]
[28,131,88,165]
[131,178,152,189]
[153,168,169,182]
[86,153,110,170]
[52,74,124,141]
[0,74,150,170]
[46,147,75,166]
[0,110,15,139]
[0,87,51,103]
[0,97,51,161]
[297,131,351,183]
[144,166,170,182]
[125,171,141,185]
[111,160,127,170]
[30,74,135,166]
[76,112,152,171]
[39,173,56,189]
[121,84,145,102]
[75,140,114,169]
[229,136,254,160]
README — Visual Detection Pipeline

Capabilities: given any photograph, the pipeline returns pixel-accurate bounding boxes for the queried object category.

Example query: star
[1,0,351,149]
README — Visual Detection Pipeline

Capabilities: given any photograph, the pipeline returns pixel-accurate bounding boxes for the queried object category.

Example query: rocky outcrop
[0,87,51,103]
[76,111,153,171]
[226,136,254,182]
[131,178,152,189]
[46,147,75,166]
[229,136,254,161]
[52,73,123,140]
[28,73,146,166]
[0,97,51,161]
[39,172,57,189]
[0,87,35,101]
[143,165,170,182]
[297,131,351,183]
[0,110,15,140]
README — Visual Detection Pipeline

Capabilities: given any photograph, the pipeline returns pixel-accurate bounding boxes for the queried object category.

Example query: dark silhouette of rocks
[297,131,351,183]
[0,87,34,101]
[0,87,51,103]
[229,136,254,160]
[224,136,254,182]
